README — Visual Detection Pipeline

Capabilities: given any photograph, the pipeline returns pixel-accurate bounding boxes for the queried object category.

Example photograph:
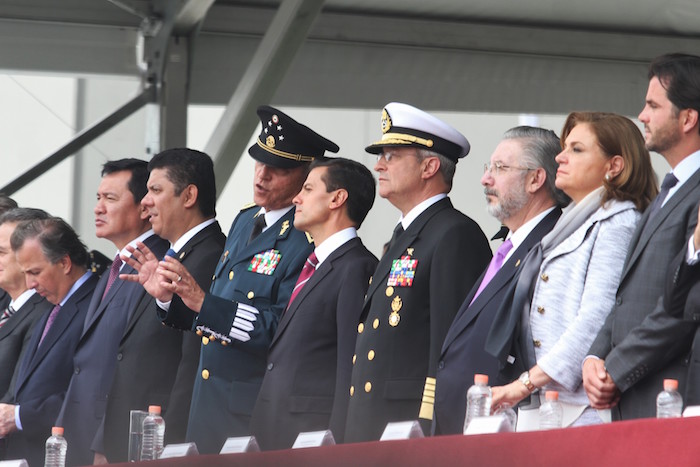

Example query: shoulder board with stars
[240,202,257,212]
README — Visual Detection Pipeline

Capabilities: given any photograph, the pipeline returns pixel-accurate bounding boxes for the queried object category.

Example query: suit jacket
[5,273,98,467]
[588,168,700,420]
[183,206,312,454]
[0,292,51,402]
[433,208,561,435]
[250,237,377,450]
[55,234,168,467]
[344,198,491,442]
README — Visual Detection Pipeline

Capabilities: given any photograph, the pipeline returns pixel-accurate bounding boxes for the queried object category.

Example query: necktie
[248,214,267,245]
[491,225,509,241]
[647,173,679,219]
[164,248,177,259]
[470,238,513,305]
[386,223,404,253]
[0,305,16,328]
[287,252,319,309]
[102,254,123,300]
[39,304,61,346]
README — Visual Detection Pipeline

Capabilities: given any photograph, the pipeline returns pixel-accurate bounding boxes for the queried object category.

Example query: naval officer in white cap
[344,102,492,441]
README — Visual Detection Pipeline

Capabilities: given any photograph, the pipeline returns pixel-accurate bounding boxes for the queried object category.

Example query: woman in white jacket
[489,112,658,428]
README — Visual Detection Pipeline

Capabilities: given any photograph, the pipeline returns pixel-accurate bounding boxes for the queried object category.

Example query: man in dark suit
[121,148,225,453]
[0,216,98,467]
[433,126,567,435]
[250,157,378,450]
[147,106,338,454]
[0,195,19,313]
[344,102,492,442]
[53,159,168,466]
[583,53,700,419]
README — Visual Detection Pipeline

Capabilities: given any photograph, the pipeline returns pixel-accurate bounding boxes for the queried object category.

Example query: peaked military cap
[248,105,340,169]
[365,102,470,162]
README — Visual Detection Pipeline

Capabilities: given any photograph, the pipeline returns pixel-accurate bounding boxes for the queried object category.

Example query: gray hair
[502,126,570,207]
[417,148,456,190]
[10,217,89,267]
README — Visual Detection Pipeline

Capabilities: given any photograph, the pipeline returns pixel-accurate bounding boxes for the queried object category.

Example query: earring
[605,173,611,181]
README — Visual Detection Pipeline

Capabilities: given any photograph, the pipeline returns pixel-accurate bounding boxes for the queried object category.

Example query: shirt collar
[314,227,357,266]
[171,219,216,253]
[399,193,447,230]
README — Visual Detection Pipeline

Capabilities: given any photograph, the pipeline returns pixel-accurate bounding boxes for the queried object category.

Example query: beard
[485,182,529,223]
[645,117,681,154]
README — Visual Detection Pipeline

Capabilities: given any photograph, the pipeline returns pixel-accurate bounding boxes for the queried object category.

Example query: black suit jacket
[103,221,224,461]
[5,273,98,467]
[432,208,561,435]
[250,237,377,450]
[0,292,51,401]
[345,198,491,442]
[55,234,168,466]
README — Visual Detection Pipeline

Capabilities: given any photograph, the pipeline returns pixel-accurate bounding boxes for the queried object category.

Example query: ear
[681,108,699,135]
[138,203,150,221]
[181,184,199,209]
[526,167,547,194]
[421,156,441,180]
[59,255,72,275]
[329,189,348,211]
[606,155,625,179]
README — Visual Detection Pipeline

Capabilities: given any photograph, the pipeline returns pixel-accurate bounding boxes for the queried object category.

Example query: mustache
[484,188,498,197]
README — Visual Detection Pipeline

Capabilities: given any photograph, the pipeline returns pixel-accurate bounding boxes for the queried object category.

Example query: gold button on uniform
[368,350,375,361]
[201,369,210,380]
[365,382,372,393]
[229,271,234,280]
[247,291,254,299]
[373,318,379,329]
[202,336,209,345]
[358,323,364,333]
[537,306,545,314]
[533,339,542,348]
[385,286,394,297]
[540,273,549,282]
[350,386,354,396]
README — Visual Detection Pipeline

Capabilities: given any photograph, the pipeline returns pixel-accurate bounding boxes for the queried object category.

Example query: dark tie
[647,173,679,219]
[248,214,267,245]
[0,305,16,328]
[39,304,61,346]
[287,252,319,309]
[386,223,404,252]
[491,225,510,241]
[102,254,123,300]
[470,239,513,305]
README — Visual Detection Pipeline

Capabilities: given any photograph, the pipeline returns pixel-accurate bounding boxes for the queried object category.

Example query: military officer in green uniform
[344,102,492,442]
[151,106,340,454]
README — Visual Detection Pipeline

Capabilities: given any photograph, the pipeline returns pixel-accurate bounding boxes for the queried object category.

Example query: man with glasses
[344,102,491,442]
[433,126,568,435]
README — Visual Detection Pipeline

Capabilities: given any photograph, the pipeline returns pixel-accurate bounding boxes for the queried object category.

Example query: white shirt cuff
[686,236,700,265]
[156,299,172,311]
[14,405,22,431]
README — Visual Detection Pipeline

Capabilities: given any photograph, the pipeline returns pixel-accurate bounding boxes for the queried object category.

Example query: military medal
[248,249,282,275]
[387,256,418,287]
[389,295,402,327]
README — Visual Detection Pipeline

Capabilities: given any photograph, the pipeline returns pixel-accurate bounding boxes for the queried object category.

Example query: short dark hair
[148,148,217,217]
[10,217,89,268]
[0,195,18,216]
[0,208,51,226]
[102,158,149,203]
[648,53,700,133]
[310,157,376,228]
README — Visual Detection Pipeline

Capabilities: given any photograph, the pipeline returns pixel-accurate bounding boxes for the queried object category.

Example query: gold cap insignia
[266,135,276,148]
[381,108,392,134]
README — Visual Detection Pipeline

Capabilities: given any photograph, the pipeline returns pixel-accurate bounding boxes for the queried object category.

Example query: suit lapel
[0,293,43,340]
[441,208,561,354]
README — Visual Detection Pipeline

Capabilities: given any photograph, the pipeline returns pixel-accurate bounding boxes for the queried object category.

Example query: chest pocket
[233,271,276,309]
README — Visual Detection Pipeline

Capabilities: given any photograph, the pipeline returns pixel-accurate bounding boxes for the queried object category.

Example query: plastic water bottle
[539,390,563,430]
[463,374,492,433]
[44,426,67,467]
[656,378,683,418]
[140,405,165,460]
[494,402,518,431]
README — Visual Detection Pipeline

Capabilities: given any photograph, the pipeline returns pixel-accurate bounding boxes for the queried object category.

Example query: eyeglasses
[376,151,401,163]
[483,162,536,176]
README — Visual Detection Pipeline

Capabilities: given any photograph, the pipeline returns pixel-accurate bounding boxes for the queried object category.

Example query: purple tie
[39,304,61,346]
[102,254,123,300]
[286,252,319,310]
[470,239,513,305]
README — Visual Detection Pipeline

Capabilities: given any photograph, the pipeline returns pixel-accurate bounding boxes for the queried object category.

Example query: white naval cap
[365,102,470,161]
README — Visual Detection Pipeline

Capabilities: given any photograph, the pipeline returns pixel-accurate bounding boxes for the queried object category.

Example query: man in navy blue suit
[0,215,98,467]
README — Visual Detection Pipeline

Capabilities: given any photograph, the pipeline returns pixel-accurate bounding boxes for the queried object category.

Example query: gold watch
[518,371,536,393]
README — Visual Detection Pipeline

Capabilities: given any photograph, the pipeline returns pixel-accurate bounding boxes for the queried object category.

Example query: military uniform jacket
[250,237,377,450]
[344,197,491,442]
[185,206,313,454]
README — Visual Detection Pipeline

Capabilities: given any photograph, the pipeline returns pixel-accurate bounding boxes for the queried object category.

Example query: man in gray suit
[583,53,700,419]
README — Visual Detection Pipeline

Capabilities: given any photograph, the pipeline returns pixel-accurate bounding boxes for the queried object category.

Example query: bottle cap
[545,390,559,401]
[663,379,678,391]
[51,426,64,436]
[474,374,489,385]
[148,405,162,414]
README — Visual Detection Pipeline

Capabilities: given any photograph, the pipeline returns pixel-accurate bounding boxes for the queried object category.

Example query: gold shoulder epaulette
[240,202,257,211]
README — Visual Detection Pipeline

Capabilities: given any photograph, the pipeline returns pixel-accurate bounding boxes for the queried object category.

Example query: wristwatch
[518,371,536,393]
